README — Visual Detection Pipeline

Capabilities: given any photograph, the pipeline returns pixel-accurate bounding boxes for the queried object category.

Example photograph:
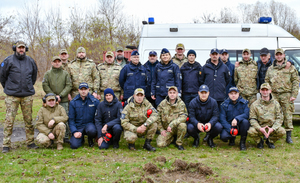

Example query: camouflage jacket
[157,96,188,132]
[36,105,68,135]
[249,96,283,131]
[68,58,100,92]
[61,60,70,73]
[172,54,188,68]
[121,97,158,133]
[234,59,258,96]
[265,58,300,98]
[97,62,123,94]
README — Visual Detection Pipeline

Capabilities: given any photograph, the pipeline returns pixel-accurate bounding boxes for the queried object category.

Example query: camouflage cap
[60,49,68,54]
[260,83,271,90]
[77,47,86,54]
[168,86,178,92]
[16,41,26,48]
[134,88,144,95]
[242,48,251,54]
[176,43,185,50]
[116,47,123,52]
[275,48,284,54]
[46,95,56,101]
[52,56,61,62]
[106,51,114,57]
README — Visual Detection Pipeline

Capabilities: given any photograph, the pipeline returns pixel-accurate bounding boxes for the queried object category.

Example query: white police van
[138,17,300,114]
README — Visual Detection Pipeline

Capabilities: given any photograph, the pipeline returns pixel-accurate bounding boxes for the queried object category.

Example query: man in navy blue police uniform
[119,51,148,105]
[219,49,235,95]
[200,48,230,107]
[95,88,123,149]
[187,85,223,148]
[144,51,159,108]
[68,82,100,149]
[219,87,250,151]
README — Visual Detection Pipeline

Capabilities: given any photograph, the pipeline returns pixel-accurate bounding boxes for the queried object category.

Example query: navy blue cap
[187,50,197,58]
[149,51,157,56]
[210,48,219,54]
[229,87,239,93]
[131,51,139,56]
[219,49,228,54]
[161,48,170,54]
[79,82,89,89]
[199,85,209,92]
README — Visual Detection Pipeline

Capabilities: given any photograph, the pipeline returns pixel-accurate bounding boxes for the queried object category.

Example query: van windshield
[285,49,300,73]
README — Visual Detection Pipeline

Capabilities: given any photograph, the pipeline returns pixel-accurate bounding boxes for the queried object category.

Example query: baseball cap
[149,51,157,56]
[134,88,144,95]
[275,48,284,54]
[242,48,251,54]
[116,47,123,52]
[79,82,89,89]
[229,87,239,93]
[168,86,178,92]
[131,51,139,56]
[161,48,170,54]
[260,83,271,90]
[199,85,209,92]
[52,56,61,62]
[210,48,219,54]
[46,95,56,101]
[219,49,228,54]
[260,48,269,55]
[176,43,185,49]
[60,49,68,54]
[77,47,86,54]
[106,51,114,57]
[16,41,26,48]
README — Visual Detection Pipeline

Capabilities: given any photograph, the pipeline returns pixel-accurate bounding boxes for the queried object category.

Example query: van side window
[285,50,300,74]
[228,50,275,65]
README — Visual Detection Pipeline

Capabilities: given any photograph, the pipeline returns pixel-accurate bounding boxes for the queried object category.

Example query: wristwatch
[143,123,148,127]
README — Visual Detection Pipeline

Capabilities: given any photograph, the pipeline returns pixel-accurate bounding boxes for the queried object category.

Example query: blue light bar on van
[258,17,272,23]
[148,17,154,24]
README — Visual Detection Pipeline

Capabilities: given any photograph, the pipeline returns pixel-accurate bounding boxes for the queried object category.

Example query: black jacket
[0,54,38,97]
[180,61,202,94]
[95,96,123,138]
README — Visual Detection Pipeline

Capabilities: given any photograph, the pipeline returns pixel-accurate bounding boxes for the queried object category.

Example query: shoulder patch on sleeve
[151,107,158,113]
[35,116,39,121]
[1,62,4,67]
[120,109,123,114]
[121,113,126,119]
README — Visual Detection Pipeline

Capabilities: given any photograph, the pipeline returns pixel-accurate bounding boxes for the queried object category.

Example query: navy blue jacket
[199,59,230,102]
[219,96,249,133]
[188,96,219,128]
[151,60,181,97]
[119,62,148,99]
[180,61,202,94]
[144,60,159,97]
[223,59,236,95]
[68,93,100,134]
[95,96,123,138]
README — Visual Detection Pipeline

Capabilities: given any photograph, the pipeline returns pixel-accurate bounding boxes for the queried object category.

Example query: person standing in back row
[172,43,188,68]
[219,49,235,95]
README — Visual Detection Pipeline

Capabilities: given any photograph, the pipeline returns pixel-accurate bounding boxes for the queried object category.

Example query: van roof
[141,23,293,38]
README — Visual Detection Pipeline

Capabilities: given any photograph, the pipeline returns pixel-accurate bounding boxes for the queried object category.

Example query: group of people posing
[0,41,299,153]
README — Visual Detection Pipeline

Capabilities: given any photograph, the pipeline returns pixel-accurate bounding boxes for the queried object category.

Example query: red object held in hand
[104,133,112,141]
[186,117,189,121]
[121,102,125,107]
[147,109,152,118]
[202,125,208,132]
[230,128,238,136]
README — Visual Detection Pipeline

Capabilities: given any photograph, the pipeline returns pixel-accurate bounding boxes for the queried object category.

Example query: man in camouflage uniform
[265,48,300,144]
[36,93,68,150]
[0,41,39,153]
[42,56,72,143]
[234,48,258,106]
[172,43,188,68]
[248,83,285,149]
[156,86,188,150]
[59,49,70,72]
[68,47,100,100]
[97,51,123,101]
[114,47,129,68]
[121,88,158,151]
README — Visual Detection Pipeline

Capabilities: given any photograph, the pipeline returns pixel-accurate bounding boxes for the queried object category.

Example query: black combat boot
[64,138,70,144]
[143,139,156,151]
[207,137,216,148]
[113,141,119,149]
[177,145,185,150]
[170,135,177,145]
[27,143,39,149]
[266,138,275,149]
[2,147,10,153]
[128,143,136,150]
[88,138,94,147]
[286,131,293,144]
[257,138,264,149]
[192,134,200,147]
[203,132,210,142]
[229,137,236,146]
[240,136,247,151]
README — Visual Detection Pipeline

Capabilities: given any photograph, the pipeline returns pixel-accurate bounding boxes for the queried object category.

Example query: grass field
[0,83,300,182]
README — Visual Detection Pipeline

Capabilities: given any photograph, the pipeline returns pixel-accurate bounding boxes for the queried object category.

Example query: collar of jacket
[239,58,255,65]
[172,54,187,61]
[205,58,222,69]
[258,57,273,67]
[104,96,118,106]
[160,60,173,66]
[196,95,211,105]
[273,58,287,69]
[147,60,159,66]
[259,94,274,105]
[76,57,87,62]
[51,66,63,72]
[44,104,58,112]
[129,62,142,70]
[228,96,247,105]
[103,61,117,66]
[165,96,179,106]
[128,97,145,108]
[73,92,92,101]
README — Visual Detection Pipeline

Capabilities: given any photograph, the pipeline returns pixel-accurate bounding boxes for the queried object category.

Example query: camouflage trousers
[157,123,187,147]
[36,122,66,147]
[59,102,70,138]
[3,95,34,147]
[124,122,157,144]
[248,126,285,143]
[272,92,294,131]
[241,94,257,107]
[100,91,121,102]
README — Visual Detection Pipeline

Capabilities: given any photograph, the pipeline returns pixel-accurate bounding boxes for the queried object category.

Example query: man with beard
[114,47,129,68]
[0,41,39,153]
[172,43,188,68]
[59,49,70,72]
[68,47,100,100]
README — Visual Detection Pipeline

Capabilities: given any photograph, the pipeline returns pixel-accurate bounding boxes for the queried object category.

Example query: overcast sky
[1,0,300,24]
